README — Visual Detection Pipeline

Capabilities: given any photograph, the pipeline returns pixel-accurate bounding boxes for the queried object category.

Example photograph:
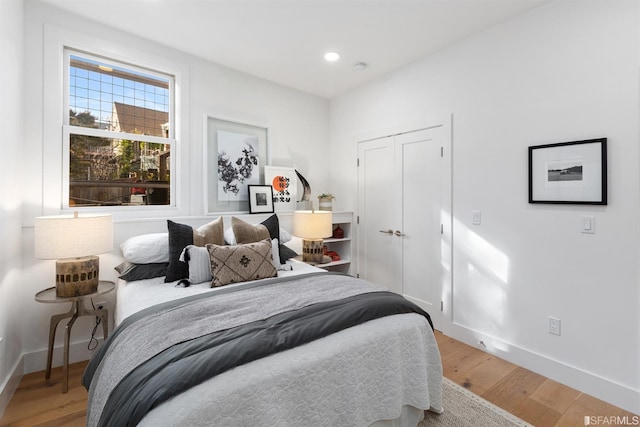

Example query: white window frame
[62,48,176,209]
[40,24,189,221]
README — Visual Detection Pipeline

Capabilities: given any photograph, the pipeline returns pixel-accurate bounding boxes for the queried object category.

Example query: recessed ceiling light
[324,51,340,62]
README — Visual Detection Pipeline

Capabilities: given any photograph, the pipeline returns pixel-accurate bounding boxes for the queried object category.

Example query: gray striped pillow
[179,245,213,284]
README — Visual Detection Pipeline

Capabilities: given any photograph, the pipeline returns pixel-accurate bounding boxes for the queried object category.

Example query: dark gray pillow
[165,220,193,282]
[279,244,298,262]
[261,214,297,264]
[166,218,225,282]
[115,261,168,281]
[261,214,280,241]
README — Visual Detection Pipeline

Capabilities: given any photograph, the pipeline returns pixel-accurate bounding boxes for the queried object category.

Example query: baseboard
[0,355,23,418]
[23,339,101,374]
[439,323,640,415]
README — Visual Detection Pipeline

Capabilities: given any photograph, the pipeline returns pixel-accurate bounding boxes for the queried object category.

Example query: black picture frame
[248,185,274,214]
[528,138,607,205]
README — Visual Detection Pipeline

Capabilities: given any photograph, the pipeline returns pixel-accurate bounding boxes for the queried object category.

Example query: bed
[82,217,443,427]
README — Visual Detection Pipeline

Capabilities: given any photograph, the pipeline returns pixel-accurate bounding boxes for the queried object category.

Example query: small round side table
[34,280,115,393]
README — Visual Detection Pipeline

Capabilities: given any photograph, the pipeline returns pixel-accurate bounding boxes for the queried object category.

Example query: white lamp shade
[35,213,113,259]
[293,210,332,240]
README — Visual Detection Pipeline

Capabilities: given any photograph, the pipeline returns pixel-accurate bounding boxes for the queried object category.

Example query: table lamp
[293,210,332,263]
[35,212,113,297]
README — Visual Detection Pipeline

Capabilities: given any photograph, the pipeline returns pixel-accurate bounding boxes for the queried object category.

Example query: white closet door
[357,136,400,292]
[396,127,443,315]
[357,116,452,328]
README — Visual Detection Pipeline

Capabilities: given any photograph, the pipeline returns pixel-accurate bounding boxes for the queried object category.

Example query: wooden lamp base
[302,239,325,264]
[55,256,100,297]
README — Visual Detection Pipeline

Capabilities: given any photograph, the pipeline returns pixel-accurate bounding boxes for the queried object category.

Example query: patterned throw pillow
[207,239,277,287]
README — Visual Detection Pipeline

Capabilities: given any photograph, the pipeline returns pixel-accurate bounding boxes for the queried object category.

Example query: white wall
[330,0,639,413]
[2,0,330,407]
[0,0,26,415]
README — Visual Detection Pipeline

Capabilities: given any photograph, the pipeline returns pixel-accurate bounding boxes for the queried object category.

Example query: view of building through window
[66,52,173,207]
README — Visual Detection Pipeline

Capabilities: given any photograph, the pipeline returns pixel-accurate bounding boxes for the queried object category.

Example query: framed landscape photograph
[248,185,274,214]
[204,115,270,214]
[528,138,607,205]
[264,166,297,212]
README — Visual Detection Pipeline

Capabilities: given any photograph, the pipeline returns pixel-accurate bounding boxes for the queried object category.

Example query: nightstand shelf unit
[321,211,352,274]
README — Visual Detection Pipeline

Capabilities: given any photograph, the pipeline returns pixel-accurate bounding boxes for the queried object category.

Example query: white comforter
[108,262,443,427]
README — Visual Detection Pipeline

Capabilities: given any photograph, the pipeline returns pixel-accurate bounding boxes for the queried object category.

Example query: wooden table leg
[62,310,79,393]
[45,306,75,381]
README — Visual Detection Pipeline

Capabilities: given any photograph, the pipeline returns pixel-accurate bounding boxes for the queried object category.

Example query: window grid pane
[66,51,173,207]
[68,55,170,136]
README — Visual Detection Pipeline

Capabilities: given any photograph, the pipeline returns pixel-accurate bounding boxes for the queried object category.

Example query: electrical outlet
[548,317,561,335]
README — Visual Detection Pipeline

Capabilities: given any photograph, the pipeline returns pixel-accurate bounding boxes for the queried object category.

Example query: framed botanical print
[204,115,270,214]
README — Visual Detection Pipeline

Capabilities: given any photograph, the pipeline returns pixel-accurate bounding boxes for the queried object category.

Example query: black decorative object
[295,169,311,202]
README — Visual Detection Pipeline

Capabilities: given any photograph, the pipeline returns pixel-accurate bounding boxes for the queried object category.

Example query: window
[64,50,175,207]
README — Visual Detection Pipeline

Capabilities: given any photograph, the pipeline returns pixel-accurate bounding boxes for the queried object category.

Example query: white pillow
[179,245,213,284]
[120,233,169,263]
[271,239,282,270]
[224,227,237,245]
[279,228,292,244]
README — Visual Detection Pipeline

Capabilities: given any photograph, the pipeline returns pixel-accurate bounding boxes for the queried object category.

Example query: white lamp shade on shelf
[34,212,113,297]
[293,210,332,240]
[293,210,332,264]
[34,213,113,260]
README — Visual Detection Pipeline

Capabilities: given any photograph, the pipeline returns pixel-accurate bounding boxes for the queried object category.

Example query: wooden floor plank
[461,354,517,395]
[512,395,562,427]
[530,379,581,414]
[480,366,548,412]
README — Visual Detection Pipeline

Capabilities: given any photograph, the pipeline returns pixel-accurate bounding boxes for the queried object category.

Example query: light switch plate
[472,211,481,225]
[581,216,595,234]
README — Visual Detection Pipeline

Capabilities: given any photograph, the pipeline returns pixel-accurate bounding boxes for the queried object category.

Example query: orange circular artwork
[272,176,288,192]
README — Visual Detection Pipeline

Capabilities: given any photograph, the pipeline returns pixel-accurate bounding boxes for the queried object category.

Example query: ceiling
[42,0,548,99]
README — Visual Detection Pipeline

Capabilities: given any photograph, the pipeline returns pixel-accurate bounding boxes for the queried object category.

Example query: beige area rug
[419,378,533,427]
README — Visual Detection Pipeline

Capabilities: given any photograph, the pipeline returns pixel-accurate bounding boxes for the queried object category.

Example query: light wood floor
[0,331,636,426]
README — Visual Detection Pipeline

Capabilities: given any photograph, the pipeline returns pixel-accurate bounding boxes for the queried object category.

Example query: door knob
[394,230,406,237]
[379,229,393,234]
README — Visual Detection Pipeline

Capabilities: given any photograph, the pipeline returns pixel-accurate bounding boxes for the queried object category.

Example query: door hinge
[440,147,444,157]
[440,224,443,234]
[357,216,360,224]
[441,301,444,311]
[357,158,360,167]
